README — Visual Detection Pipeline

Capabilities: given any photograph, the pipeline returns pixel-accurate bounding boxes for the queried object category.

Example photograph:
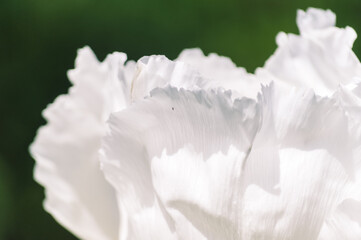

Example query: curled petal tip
[297,8,336,34]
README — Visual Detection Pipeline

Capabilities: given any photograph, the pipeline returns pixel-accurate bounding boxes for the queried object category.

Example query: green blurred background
[0,0,360,239]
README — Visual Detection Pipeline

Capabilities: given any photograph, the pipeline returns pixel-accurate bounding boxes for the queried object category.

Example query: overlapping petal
[30,46,259,239]
[176,49,260,99]
[30,47,135,240]
[131,51,260,101]
[100,86,260,239]
[257,8,361,96]
[130,55,205,101]
[30,7,361,240]
[100,80,361,239]
[241,84,361,239]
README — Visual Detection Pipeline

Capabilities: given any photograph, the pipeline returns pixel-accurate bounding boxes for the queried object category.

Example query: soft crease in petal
[100,82,361,239]
[100,86,260,239]
[319,198,361,240]
[30,46,135,240]
[151,146,247,240]
[240,83,359,239]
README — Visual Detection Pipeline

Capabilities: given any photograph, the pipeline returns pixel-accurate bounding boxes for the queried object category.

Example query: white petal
[242,148,349,240]
[30,46,135,240]
[100,87,260,239]
[101,80,361,239]
[130,55,205,101]
[177,48,260,99]
[152,146,247,239]
[319,199,361,240]
[130,51,260,102]
[330,83,361,186]
[239,84,359,239]
[296,8,336,33]
[257,8,361,96]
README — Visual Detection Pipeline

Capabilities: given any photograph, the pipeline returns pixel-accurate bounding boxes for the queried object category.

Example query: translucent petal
[101,81,361,239]
[177,48,260,99]
[152,146,247,239]
[130,51,260,102]
[331,83,361,184]
[319,199,361,240]
[130,55,205,101]
[30,46,135,240]
[100,87,260,239]
[239,84,360,239]
[257,8,361,96]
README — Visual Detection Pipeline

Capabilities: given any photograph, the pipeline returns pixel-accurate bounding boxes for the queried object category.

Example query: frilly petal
[130,50,260,102]
[257,8,361,96]
[296,8,336,33]
[176,48,247,81]
[101,82,361,239]
[30,46,135,240]
[177,48,260,99]
[100,87,260,239]
[239,83,360,239]
[130,55,205,101]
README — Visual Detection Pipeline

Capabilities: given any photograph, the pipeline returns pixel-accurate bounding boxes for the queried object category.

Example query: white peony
[30,8,361,240]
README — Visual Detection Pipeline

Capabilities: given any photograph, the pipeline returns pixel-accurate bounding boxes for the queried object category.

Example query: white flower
[30,8,361,240]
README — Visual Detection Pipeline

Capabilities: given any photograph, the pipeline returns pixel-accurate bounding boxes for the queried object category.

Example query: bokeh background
[1,0,361,239]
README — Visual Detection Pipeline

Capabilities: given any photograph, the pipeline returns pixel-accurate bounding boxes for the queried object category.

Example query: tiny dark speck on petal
[172,107,174,110]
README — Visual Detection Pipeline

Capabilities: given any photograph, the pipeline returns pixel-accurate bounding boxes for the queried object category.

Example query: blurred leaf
[0,156,11,239]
